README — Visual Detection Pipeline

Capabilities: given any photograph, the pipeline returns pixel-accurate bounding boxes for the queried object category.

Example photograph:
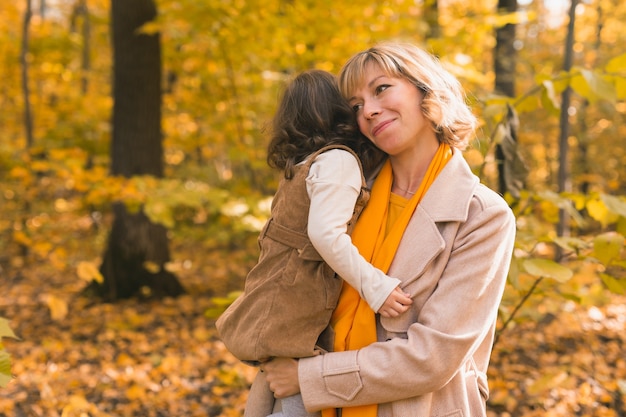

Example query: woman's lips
[372,119,393,136]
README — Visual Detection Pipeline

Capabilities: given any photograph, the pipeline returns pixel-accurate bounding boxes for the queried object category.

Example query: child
[216,69,412,417]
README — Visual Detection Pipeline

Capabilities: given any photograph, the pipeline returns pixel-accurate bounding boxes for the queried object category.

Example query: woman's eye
[375,84,390,94]
[352,104,363,113]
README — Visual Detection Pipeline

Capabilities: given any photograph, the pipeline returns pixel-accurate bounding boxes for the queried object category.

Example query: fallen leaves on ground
[488,300,626,416]
[0,251,256,417]
[1,255,625,416]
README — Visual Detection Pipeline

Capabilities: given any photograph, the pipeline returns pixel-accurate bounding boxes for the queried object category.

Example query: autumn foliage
[1,0,626,416]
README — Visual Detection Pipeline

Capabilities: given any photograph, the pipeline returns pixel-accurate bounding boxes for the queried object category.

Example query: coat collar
[387,149,479,285]
[419,148,479,223]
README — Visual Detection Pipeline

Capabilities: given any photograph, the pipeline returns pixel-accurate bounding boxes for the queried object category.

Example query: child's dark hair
[267,69,385,179]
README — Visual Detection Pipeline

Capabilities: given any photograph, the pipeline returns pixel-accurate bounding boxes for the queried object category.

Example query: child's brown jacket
[215,145,369,363]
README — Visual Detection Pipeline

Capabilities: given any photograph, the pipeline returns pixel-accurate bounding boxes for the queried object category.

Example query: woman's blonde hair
[338,42,477,150]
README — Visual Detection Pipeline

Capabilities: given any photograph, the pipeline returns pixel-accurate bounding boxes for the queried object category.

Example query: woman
[253,42,516,416]
[217,69,411,417]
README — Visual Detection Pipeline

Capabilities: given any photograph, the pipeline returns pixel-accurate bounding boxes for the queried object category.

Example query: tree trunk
[494,0,517,97]
[578,2,603,195]
[21,0,33,148]
[424,0,440,40]
[494,0,518,196]
[96,0,184,301]
[556,0,578,261]
[70,0,91,94]
[99,203,184,300]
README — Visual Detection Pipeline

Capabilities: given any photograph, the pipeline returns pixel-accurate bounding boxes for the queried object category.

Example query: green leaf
[492,11,527,28]
[587,198,620,227]
[507,256,522,290]
[536,190,585,226]
[614,76,626,100]
[570,68,617,103]
[527,371,568,396]
[540,80,560,113]
[552,236,589,253]
[206,291,242,318]
[204,308,226,319]
[551,72,570,95]
[0,350,12,388]
[515,94,540,114]
[144,199,175,229]
[211,291,242,307]
[600,273,626,295]
[605,52,626,73]
[0,318,18,340]
[601,194,626,217]
[618,217,626,237]
[137,21,162,35]
[593,232,624,266]
[522,258,573,282]
[614,260,626,269]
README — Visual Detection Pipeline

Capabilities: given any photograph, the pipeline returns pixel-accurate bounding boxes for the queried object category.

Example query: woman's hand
[261,357,300,398]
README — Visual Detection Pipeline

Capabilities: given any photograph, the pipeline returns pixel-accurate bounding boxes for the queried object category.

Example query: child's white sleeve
[306,149,400,312]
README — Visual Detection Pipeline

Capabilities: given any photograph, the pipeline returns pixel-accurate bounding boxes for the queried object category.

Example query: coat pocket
[321,353,363,401]
[322,367,363,401]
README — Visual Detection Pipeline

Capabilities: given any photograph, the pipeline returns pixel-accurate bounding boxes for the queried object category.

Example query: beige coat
[245,150,516,417]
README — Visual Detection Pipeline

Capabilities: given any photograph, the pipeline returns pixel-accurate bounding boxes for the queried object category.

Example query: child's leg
[244,370,275,416]
[268,394,320,417]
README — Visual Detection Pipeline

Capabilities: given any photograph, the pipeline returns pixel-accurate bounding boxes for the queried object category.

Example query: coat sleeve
[298,188,516,410]
[306,150,400,313]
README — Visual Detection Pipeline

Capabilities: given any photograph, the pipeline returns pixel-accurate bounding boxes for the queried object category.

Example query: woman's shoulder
[472,183,512,212]
[467,184,516,231]
[445,150,512,215]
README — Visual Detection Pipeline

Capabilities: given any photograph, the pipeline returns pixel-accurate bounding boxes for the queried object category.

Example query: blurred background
[1,0,625,416]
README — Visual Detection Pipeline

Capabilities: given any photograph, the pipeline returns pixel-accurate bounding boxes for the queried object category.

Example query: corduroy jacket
[216,145,370,363]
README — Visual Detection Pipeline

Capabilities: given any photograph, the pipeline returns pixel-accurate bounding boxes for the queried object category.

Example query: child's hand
[378,286,412,318]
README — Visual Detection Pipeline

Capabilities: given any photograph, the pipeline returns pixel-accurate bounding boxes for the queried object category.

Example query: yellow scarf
[322,143,451,417]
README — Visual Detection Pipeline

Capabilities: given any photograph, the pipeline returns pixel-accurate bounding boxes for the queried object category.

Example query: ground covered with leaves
[487,301,626,416]
[1,251,625,417]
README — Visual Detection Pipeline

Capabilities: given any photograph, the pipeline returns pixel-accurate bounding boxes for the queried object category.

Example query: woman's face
[348,62,435,157]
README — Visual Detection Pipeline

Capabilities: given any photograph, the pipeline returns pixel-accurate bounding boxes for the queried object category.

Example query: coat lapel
[388,150,479,285]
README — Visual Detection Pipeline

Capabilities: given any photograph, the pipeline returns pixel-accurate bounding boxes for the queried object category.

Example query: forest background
[1,0,626,416]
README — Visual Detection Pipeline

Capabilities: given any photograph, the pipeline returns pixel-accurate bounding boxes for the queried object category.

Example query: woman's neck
[389,140,441,195]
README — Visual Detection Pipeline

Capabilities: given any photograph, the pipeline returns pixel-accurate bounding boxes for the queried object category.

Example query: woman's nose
[363,102,380,119]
